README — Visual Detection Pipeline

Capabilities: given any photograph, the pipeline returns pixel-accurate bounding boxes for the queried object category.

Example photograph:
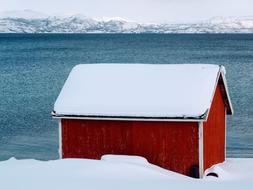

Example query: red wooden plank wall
[203,84,226,171]
[61,119,199,176]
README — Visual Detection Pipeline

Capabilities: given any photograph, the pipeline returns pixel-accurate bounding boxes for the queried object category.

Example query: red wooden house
[52,64,233,178]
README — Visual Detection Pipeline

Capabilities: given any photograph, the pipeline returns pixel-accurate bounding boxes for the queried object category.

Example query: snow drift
[0,156,253,190]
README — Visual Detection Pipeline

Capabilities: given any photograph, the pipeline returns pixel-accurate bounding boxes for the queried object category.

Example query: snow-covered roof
[53,64,233,120]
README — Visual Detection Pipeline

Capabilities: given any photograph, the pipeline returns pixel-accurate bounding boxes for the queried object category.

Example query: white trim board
[58,119,62,159]
[198,122,204,178]
[225,107,227,159]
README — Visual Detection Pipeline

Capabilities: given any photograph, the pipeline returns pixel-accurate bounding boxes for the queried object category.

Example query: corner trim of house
[58,119,62,159]
[198,121,204,178]
[225,107,227,159]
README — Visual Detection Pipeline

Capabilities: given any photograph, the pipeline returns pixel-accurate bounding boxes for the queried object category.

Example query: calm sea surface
[0,34,253,160]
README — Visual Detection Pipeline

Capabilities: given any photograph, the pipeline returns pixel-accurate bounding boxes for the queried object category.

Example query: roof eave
[51,111,206,122]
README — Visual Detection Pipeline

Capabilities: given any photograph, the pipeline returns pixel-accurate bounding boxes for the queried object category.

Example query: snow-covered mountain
[1,10,253,33]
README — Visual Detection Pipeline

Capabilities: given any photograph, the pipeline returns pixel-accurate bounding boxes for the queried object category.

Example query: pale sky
[0,0,252,23]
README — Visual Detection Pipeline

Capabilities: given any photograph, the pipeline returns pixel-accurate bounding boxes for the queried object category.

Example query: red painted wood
[61,119,199,176]
[131,122,199,175]
[203,84,226,171]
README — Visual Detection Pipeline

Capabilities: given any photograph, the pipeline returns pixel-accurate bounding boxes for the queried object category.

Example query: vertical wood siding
[203,84,226,171]
[61,119,199,176]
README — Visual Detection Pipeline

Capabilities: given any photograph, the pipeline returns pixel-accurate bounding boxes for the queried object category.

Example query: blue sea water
[0,33,253,160]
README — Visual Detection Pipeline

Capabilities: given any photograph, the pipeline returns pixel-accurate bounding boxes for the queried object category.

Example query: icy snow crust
[0,157,252,190]
[54,64,222,119]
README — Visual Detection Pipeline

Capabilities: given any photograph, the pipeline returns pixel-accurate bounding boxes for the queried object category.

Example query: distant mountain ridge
[1,10,253,33]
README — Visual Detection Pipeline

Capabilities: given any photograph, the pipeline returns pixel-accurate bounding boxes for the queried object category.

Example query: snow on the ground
[101,154,149,165]
[0,156,252,190]
[204,158,253,181]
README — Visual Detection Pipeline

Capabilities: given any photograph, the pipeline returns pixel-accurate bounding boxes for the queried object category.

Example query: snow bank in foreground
[0,157,252,190]
[204,158,253,181]
[101,154,149,165]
